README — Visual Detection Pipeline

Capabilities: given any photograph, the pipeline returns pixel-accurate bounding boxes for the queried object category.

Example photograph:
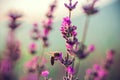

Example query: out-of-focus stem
[81,16,90,44]
[75,59,80,78]
[38,42,45,80]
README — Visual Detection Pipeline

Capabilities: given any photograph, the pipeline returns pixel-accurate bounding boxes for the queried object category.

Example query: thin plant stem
[69,10,71,19]
[81,16,90,44]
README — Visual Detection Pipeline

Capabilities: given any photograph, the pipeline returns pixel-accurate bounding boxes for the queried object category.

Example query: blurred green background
[0,0,120,80]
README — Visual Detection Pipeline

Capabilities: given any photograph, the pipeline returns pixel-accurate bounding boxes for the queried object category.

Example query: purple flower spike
[82,0,98,15]
[41,70,49,77]
[64,0,78,11]
[60,17,78,54]
[41,0,57,47]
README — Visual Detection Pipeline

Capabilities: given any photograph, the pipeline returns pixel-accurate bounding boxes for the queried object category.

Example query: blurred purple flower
[87,44,95,52]
[82,0,98,15]
[29,42,37,54]
[106,49,115,60]
[25,56,39,71]
[41,0,57,47]
[103,49,115,70]
[8,11,22,30]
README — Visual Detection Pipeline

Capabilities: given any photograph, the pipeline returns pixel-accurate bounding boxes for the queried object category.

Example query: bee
[49,52,62,66]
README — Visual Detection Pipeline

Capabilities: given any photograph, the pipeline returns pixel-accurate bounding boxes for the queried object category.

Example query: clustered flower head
[82,0,99,15]
[60,17,78,55]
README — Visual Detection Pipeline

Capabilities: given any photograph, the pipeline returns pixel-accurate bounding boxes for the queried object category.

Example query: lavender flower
[82,0,98,15]
[64,0,78,11]
[60,17,78,55]
[8,11,22,30]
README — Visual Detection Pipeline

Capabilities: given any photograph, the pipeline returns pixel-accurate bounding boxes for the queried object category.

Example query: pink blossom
[87,44,95,52]
[41,70,49,77]
[65,66,75,74]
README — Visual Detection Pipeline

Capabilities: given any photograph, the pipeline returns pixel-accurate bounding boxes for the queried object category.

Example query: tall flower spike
[60,17,78,55]
[42,0,57,47]
[64,0,78,11]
